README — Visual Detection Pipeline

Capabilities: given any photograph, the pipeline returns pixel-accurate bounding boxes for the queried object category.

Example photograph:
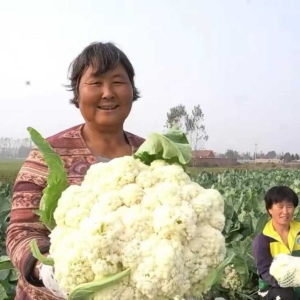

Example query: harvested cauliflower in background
[270,253,300,287]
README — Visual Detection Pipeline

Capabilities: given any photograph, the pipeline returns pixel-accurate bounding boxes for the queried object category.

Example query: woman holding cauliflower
[6,42,145,300]
[6,41,227,300]
[253,186,300,300]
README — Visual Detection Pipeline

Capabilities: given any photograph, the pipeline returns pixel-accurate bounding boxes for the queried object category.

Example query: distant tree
[225,149,240,159]
[241,152,252,160]
[0,137,33,160]
[165,104,208,150]
[266,151,277,159]
[18,145,31,158]
[295,154,300,160]
[0,137,13,159]
[291,154,295,161]
[257,151,266,159]
[284,152,292,162]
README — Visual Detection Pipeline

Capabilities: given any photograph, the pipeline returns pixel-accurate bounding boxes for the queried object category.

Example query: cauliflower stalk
[28,127,226,300]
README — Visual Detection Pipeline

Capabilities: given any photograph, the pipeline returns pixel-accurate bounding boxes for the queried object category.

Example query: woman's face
[269,200,295,226]
[78,63,133,129]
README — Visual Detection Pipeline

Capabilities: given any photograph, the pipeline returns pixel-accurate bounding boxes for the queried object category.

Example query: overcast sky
[1,0,300,154]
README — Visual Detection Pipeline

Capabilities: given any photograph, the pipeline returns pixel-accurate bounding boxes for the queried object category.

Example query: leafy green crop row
[0,182,17,300]
[0,161,22,184]
[1,169,300,299]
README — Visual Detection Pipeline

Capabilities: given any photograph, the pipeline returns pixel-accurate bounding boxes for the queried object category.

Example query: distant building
[191,150,237,167]
[255,158,283,164]
[192,150,215,159]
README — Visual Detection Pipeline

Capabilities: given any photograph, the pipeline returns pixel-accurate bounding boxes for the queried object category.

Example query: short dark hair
[264,186,298,210]
[66,42,140,107]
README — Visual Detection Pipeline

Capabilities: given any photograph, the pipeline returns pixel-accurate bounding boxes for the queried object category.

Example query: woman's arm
[6,149,51,286]
[253,234,280,287]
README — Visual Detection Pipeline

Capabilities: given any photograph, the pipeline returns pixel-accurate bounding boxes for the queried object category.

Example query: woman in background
[253,185,300,300]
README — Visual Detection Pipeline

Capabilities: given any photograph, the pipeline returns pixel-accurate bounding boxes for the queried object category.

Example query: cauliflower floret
[190,195,212,222]
[82,156,145,190]
[120,184,144,206]
[153,165,191,186]
[54,185,83,226]
[132,238,191,299]
[94,279,135,300]
[142,182,183,209]
[90,191,123,215]
[188,225,226,267]
[209,211,226,231]
[136,170,159,188]
[205,189,225,214]
[152,202,197,241]
[180,182,204,201]
[150,159,169,169]
[221,265,242,291]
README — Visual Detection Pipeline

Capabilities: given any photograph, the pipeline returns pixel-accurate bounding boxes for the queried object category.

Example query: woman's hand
[39,263,68,299]
[32,253,68,298]
[32,252,50,280]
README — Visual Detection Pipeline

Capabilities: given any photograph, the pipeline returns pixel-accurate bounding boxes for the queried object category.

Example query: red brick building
[191,150,237,167]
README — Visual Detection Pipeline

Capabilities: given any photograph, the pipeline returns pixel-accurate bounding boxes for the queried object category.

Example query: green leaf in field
[227,232,243,243]
[240,215,253,239]
[232,255,250,287]
[0,257,11,263]
[0,270,9,281]
[30,240,54,266]
[255,213,269,234]
[8,270,18,282]
[0,198,11,222]
[0,283,7,300]
[0,257,14,272]
[27,127,68,231]
[134,127,192,167]
[224,203,234,220]
[231,237,252,258]
[68,268,130,300]
[203,253,235,290]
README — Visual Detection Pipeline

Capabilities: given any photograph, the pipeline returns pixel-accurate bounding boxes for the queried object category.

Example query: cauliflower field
[2,156,300,299]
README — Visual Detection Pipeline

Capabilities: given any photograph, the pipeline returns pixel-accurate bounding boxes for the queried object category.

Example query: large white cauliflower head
[49,157,226,300]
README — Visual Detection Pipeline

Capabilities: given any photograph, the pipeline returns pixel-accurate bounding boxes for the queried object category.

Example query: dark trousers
[259,287,299,300]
